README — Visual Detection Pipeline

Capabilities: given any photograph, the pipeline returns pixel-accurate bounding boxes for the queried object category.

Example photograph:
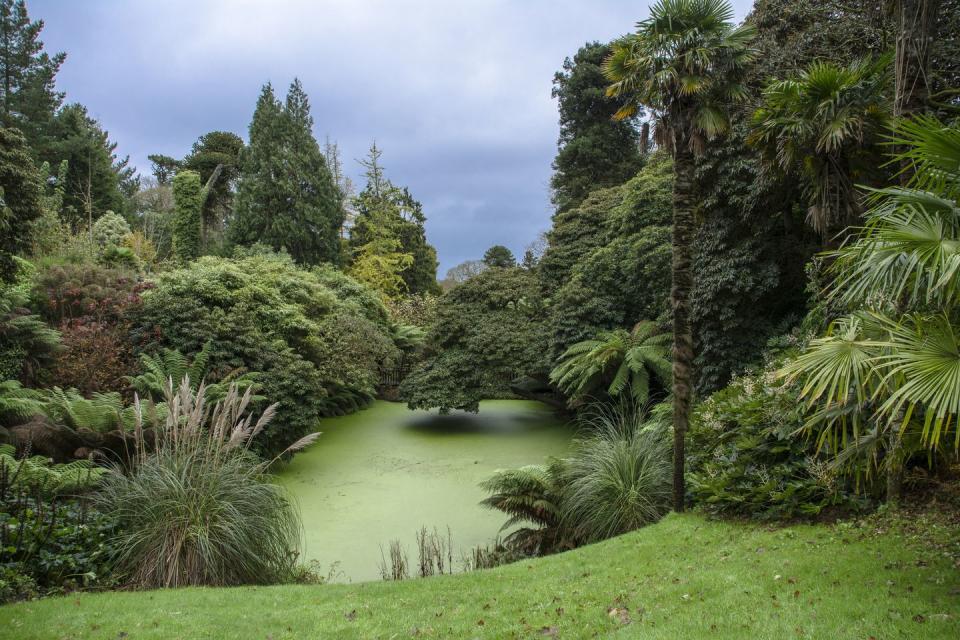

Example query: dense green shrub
[0,445,118,603]
[401,266,549,412]
[91,212,130,248]
[687,353,868,520]
[0,259,59,383]
[129,252,397,455]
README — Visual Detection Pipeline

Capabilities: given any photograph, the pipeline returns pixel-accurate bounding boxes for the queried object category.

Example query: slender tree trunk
[894,0,939,120]
[671,148,696,513]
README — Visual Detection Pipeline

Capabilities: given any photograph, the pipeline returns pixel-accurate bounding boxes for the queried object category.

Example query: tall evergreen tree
[0,126,42,281]
[231,80,342,265]
[0,0,64,150]
[349,144,439,294]
[42,103,128,230]
[550,42,644,213]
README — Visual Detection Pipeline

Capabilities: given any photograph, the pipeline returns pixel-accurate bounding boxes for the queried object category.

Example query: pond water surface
[275,400,573,582]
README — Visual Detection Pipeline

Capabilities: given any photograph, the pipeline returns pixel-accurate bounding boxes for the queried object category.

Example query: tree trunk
[886,427,903,507]
[894,0,939,121]
[671,148,696,513]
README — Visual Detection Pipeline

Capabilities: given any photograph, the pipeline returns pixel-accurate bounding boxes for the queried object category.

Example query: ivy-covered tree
[172,169,201,262]
[550,42,644,213]
[0,0,64,150]
[181,130,244,245]
[0,127,43,281]
[231,80,342,265]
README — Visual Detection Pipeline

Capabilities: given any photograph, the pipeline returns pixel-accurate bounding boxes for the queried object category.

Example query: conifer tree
[231,80,342,265]
[0,0,65,150]
[0,126,43,282]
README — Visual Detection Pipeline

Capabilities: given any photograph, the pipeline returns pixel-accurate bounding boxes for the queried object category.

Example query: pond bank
[275,400,573,582]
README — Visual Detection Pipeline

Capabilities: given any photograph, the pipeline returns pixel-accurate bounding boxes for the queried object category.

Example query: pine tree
[231,80,343,265]
[172,169,202,262]
[0,0,64,150]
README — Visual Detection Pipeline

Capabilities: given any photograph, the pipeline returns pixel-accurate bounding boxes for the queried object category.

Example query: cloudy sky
[31,0,752,273]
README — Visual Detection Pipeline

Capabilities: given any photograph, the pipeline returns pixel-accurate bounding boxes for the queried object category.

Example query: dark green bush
[0,446,118,603]
[687,353,869,520]
[129,252,398,456]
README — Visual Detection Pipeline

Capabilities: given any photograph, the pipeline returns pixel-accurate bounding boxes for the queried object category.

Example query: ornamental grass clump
[561,403,672,542]
[95,378,318,589]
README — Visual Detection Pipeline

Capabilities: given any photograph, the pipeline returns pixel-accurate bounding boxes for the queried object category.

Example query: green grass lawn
[2,511,958,639]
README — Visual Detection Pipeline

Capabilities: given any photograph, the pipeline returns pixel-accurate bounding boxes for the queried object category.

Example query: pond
[275,399,573,583]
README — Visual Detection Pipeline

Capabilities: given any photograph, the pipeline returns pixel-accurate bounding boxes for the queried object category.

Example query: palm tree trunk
[670,148,696,513]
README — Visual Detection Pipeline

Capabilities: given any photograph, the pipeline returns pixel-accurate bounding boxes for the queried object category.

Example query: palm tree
[603,0,756,511]
[781,115,960,504]
[550,320,671,408]
[748,57,892,243]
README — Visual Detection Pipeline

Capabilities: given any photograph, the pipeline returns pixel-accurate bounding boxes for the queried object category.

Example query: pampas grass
[95,377,318,588]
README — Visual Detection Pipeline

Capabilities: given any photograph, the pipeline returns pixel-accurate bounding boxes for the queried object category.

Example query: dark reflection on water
[403,409,556,435]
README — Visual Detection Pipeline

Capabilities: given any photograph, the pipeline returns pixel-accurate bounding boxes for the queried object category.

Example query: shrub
[92,211,131,248]
[94,380,312,588]
[0,259,59,383]
[48,319,135,396]
[687,354,869,520]
[129,253,397,456]
[32,263,145,324]
[0,445,118,603]
[99,245,142,272]
[561,406,671,542]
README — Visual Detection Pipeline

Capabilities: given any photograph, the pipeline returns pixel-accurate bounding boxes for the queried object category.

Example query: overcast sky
[31,0,752,273]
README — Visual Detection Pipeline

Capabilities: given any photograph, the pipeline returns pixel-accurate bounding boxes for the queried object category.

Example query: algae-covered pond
[275,400,573,582]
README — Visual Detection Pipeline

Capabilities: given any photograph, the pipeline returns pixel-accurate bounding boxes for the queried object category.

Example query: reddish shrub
[48,318,137,397]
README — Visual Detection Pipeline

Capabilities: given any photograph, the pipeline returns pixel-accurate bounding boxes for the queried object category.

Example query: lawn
[2,511,958,639]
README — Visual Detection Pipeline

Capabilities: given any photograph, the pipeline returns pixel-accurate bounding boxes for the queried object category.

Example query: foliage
[400,267,548,412]
[121,231,157,268]
[171,169,202,262]
[47,318,134,396]
[231,80,343,265]
[126,342,256,403]
[348,152,439,295]
[749,56,892,241]
[479,459,571,557]
[39,103,131,226]
[687,359,867,519]
[481,245,516,269]
[550,41,644,213]
[562,406,672,542]
[93,380,311,588]
[0,441,118,604]
[0,127,44,282]
[546,153,673,362]
[781,116,960,464]
[129,252,396,456]
[550,321,671,408]
[91,211,130,248]
[0,0,65,150]
[0,259,59,382]
[181,130,244,246]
